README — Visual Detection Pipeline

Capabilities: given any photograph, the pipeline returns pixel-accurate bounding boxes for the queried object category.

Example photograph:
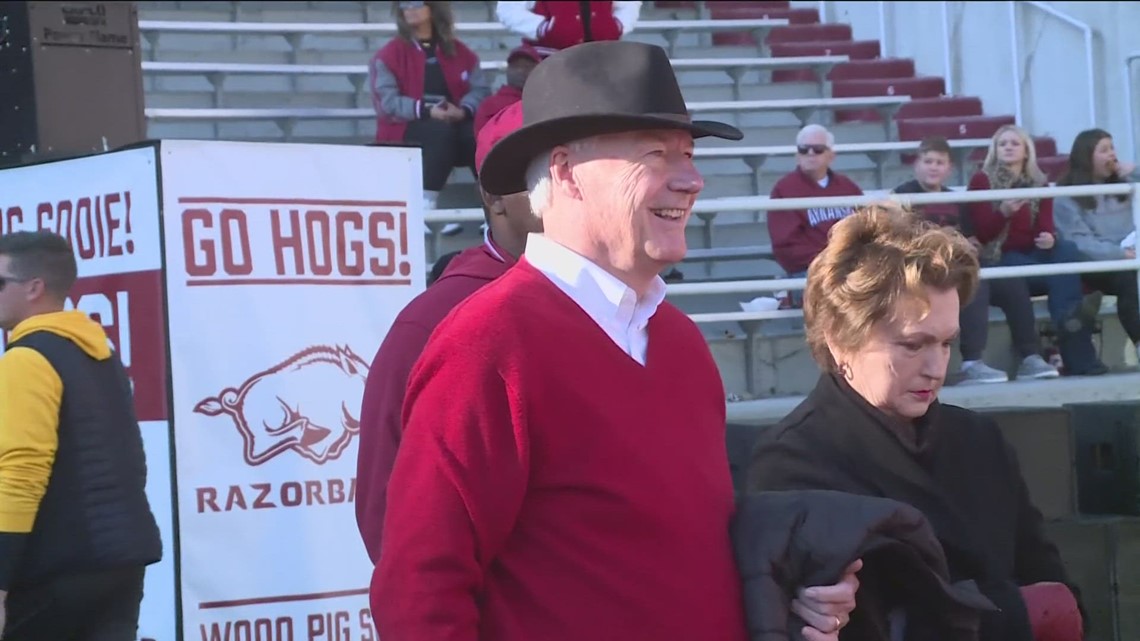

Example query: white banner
[0,147,176,641]
[159,140,424,641]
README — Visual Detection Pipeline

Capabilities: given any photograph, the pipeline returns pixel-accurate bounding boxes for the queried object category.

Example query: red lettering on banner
[199,617,294,641]
[182,208,253,277]
[61,272,169,422]
[177,198,412,286]
[306,611,351,641]
[5,191,137,256]
[358,609,375,641]
[196,479,354,514]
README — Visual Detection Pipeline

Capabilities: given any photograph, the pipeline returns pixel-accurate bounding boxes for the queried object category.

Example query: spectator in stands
[967,125,1107,376]
[750,205,1086,641]
[894,137,1058,384]
[356,102,540,564]
[1055,128,1140,363]
[374,41,860,641]
[370,1,490,236]
[768,124,864,295]
[474,45,543,134]
[496,1,643,57]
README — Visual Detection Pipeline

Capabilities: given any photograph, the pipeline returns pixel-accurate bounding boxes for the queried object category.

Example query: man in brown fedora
[371,40,859,641]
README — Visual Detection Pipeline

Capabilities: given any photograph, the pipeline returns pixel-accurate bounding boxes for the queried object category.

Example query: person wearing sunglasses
[767,124,865,303]
[0,231,161,640]
[370,1,490,235]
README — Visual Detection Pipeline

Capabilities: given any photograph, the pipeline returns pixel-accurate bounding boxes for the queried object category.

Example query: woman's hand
[794,559,862,641]
[1125,247,1136,260]
[999,199,1026,216]
[1035,232,1055,250]
[429,102,450,121]
[1117,161,1136,178]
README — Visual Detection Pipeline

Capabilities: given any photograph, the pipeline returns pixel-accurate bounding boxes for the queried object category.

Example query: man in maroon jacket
[474,45,543,135]
[355,101,539,563]
[767,124,865,279]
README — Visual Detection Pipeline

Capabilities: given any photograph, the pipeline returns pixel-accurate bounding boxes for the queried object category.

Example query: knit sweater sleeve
[373,332,530,641]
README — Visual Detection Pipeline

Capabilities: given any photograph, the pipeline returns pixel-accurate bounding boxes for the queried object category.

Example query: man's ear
[549,146,582,201]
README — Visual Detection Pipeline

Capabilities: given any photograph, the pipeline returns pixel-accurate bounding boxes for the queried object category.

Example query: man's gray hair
[525,138,597,218]
[796,124,835,148]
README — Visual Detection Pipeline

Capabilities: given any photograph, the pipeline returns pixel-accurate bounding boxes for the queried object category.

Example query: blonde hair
[982,124,1047,185]
[803,203,980,372]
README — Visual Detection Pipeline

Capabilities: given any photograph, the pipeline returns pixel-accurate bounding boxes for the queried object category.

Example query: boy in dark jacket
[894,137,1058,384]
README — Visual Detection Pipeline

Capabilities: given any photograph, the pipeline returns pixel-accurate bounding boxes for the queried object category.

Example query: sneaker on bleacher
[951,361,1009,385]
[1016,354,1061,380]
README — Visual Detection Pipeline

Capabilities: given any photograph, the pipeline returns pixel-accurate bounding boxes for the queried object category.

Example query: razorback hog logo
[195,345,369,466]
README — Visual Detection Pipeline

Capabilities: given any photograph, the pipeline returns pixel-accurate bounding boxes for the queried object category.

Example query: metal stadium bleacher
[136,0,1140,408]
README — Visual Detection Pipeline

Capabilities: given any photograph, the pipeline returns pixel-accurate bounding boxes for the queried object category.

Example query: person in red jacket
[767,125,864,302]
[967,124,1107,376]
[373,40,860,641]
[355,101,540,564]
[496,1,642,57]
[370,0,490,233]
[474,45,543,134]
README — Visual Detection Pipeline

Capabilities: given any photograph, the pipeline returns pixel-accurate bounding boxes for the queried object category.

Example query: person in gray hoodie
[1054,128,1140,358]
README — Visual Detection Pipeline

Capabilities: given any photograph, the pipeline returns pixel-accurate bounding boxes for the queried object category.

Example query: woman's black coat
[749,373,1080,641]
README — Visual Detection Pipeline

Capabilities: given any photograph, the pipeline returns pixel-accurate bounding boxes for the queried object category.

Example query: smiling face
[550,128,704,288]
[831,286,960,421]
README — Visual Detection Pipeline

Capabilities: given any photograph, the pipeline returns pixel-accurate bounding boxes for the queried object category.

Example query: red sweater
[371,37,480,143]
[966,171,1054,254]
[473,84,522,136]
[356,241,514,563]
[767,168,864,274]
[373,260,747,641]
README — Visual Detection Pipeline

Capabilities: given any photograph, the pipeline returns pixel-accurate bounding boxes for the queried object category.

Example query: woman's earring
[838,362,854,381]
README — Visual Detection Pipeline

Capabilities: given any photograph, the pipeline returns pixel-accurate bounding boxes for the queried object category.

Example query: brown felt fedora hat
[478,40,743,196]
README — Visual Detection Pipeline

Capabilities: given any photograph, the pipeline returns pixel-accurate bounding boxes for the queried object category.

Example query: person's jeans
[959,276,1040,362]
[997,239,1102,373]
[1083,270,1140,344]
[403,118,477,192]
[4,565,146,641]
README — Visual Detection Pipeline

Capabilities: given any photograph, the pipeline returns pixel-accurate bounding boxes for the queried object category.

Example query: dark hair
[1058,128,1127,209]
[917,136,952,157]
[393,1,457,57]
[0,231,78,298]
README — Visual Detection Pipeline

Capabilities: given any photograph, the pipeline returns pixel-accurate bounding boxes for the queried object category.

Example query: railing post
[1008,1,1023,125]
[1133,183,1140,308]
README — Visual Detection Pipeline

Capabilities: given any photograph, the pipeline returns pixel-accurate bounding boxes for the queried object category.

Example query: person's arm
[612,1,643,35]
[355,320,434,564]
[0,348,62,591]
[967,173,1006,243]
[372,341,529,641]
[495,1,545,39]
[1053,197,1125,260]
[1036,197,1055,237]
[458,51,491,119]
[371,53,423,121]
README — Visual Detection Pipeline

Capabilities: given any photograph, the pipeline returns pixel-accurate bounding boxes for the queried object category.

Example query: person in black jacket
[892,136,1058,386]
[0,231,161,640]
[749,205,1083,641]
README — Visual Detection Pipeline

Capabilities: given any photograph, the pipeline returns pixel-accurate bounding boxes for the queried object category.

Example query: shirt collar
[524,233,667,331]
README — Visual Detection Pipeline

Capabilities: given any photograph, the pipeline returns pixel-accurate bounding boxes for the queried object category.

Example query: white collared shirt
[524,233,667,366]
